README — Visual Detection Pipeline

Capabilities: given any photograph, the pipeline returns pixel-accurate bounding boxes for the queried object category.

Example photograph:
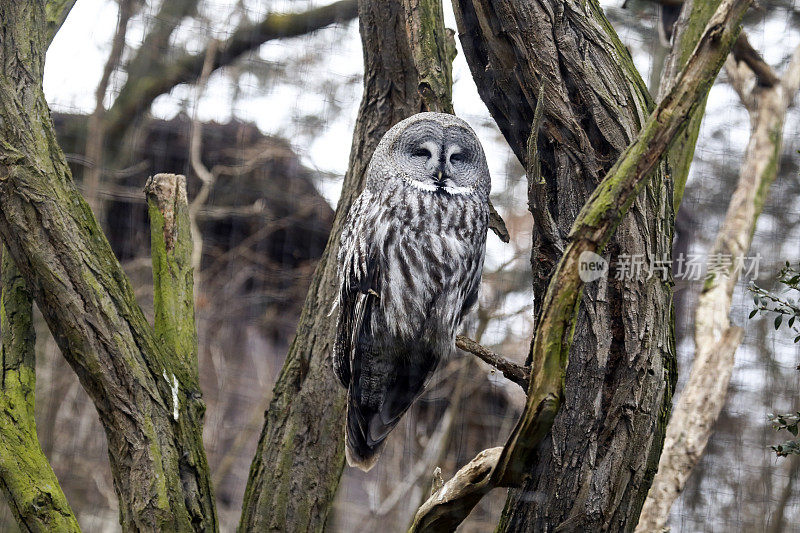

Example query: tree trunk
[450,1,677,529]
[237,0,454,529]
[0,3,215,530]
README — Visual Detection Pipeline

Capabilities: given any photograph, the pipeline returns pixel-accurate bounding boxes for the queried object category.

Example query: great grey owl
[333,112,490,471]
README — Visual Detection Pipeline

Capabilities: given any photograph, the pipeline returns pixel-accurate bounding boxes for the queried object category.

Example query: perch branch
[455,335,528,389]
[410,1,751,529]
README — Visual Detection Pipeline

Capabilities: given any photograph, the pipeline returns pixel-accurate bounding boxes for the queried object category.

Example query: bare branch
[188,40,219,272]
[84,0,137,213]
[123,0,201,83]
[455,335,528,389]
[105,0,358,142]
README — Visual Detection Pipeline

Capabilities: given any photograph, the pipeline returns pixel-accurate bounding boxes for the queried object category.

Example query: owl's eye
[450,152,466,163]
[412,147,432,158]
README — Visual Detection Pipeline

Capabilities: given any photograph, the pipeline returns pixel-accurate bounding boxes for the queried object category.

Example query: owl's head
[367,112,490,198]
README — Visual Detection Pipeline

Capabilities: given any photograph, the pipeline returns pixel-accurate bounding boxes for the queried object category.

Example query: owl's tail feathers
[345,357,437,472]
[344,394,391,472]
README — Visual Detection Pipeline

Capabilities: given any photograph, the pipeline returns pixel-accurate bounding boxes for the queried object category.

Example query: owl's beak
[434,170,446,187]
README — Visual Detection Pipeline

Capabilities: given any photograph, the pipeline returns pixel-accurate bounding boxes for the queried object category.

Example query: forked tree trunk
[450,1,677,529]
[0,4,215,529]
[237,0,454,529]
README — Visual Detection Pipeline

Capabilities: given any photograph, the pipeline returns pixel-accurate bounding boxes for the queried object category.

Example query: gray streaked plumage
[334,112,490,471]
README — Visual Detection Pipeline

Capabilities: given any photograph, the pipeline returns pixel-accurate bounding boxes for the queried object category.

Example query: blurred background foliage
[0,0,798,530]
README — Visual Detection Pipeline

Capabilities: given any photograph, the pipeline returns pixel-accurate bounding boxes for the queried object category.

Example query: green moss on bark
[0,249,80,532]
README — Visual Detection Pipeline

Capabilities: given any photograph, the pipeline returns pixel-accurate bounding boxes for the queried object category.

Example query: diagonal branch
[104,0,358,143]
[409,0,751,528]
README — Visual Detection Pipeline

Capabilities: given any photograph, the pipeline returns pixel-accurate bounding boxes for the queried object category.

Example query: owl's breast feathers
[334,183,488,470]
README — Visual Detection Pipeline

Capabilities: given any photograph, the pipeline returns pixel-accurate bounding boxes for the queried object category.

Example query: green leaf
[749,309,758,319]
[776,315,783,330]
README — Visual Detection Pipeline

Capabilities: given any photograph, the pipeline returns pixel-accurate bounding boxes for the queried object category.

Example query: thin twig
[84,0,136,214]
[455,335,529,390]
[188,39,219,272]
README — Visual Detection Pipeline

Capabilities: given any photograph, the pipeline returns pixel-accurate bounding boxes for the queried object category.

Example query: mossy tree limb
[237,0,456,529]
[0,3,216,530]
[146,173,217,529]
[0,248,80,532]
[410,1,750,529]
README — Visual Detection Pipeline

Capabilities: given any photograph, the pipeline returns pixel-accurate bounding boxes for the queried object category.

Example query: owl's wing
[333,190,379,387]
[459,208,489,321]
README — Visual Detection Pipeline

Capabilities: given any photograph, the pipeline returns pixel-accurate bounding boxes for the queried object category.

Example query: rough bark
[237,0,455,530]
[0,249,80,532]
[0,3,216,531]
[443,0,749,529]
[451,0,670,529]
[410,3,749,528]
[636,40,800,533]
[104,0,359,144]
